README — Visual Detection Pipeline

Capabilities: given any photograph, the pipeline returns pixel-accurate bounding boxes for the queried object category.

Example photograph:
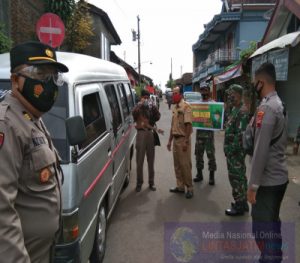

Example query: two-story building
[192,0,276,100]
[0,1,121,61]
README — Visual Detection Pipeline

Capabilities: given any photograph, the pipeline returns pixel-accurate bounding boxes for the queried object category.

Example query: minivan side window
[104,84,122,131]
[124,83,134,110]
[80,92,106,149]
[117,83,129,119]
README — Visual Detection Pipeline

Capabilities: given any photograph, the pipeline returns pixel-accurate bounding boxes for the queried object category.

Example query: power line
[112,0,128,19]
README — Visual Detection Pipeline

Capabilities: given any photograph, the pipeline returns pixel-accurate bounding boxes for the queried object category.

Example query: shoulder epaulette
[0,90,10,102]
[0,103,9,121]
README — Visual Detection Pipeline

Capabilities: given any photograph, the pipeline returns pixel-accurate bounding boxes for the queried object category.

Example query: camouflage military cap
[229,84,243,95]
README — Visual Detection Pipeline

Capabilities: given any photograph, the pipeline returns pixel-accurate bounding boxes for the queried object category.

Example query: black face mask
[20,75,58,112]
[253,80,264,98]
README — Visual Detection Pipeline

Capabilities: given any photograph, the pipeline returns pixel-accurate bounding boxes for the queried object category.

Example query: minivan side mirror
[65,116,87,146]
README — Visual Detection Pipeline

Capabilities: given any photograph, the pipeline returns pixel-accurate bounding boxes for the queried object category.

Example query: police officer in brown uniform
[167,87,193,199]
[0,41,68,262]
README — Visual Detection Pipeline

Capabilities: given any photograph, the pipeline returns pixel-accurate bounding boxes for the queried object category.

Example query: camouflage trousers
[226,152,247,202]
[194,137,217,171]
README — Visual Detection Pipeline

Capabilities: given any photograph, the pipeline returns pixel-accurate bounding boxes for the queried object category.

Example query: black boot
[231,201,249,212]
[225,201,246,216]
[231,201,249,213]
[208,171,215,185]
[193,169,203,182]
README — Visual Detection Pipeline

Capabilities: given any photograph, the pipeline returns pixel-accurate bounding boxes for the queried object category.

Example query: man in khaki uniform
[132,89,161,192]
[167,87,193,199]
[0,41,68,262]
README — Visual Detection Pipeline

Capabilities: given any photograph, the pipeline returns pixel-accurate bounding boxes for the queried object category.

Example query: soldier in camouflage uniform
[224,84,249,216]
[224,87,233,128]
[194,85,216,185]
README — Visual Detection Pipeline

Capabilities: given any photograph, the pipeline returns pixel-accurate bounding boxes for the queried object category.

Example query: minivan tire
[122,161,131,190]
[90,205,107,263]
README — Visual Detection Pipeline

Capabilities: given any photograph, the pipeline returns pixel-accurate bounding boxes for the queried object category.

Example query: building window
[101,33,110,60]
[287,15,300,34]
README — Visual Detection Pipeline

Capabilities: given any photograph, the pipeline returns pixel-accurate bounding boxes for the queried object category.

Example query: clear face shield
[17,65,65,86]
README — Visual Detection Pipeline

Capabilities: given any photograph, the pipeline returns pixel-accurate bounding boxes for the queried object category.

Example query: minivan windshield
[0,80,70,163]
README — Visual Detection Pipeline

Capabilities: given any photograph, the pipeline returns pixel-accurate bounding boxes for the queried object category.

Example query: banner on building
[214,64,242,85]
[190,102,225,130]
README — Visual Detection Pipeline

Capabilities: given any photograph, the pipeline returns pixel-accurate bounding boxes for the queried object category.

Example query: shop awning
[214,63,242,85]
[250,31,300,58]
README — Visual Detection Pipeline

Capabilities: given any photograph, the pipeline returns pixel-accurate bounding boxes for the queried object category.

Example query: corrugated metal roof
[250,31,300,58]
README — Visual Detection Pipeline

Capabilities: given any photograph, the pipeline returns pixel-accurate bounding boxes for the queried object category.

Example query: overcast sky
[87,0,223,89]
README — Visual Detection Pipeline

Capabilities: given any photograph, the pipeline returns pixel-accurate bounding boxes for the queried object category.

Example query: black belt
[137,128,152,131]
[173,134,185,138]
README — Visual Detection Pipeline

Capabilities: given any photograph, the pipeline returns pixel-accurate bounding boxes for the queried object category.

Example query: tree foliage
[239,41,257,60]
[44,0,75,24]
[166,79,176,89]
[65,0,94,53]
[0,24,12,54]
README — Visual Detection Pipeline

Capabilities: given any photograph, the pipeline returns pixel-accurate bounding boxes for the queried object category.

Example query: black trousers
[251,182,288,263]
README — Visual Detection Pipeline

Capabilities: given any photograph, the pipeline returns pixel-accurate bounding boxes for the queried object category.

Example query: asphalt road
[103,98,300,263]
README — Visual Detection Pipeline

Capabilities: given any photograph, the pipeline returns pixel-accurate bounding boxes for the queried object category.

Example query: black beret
[200,85,210,91]
[10,41,68,73]
[141,89,150,97]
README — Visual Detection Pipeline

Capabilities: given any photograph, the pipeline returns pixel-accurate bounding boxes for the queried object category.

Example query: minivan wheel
[90,205,107,263]
[122,158,131,190]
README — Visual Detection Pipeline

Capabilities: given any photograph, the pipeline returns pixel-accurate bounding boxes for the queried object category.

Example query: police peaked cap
[10,41,68,73]
[229,84,243,95]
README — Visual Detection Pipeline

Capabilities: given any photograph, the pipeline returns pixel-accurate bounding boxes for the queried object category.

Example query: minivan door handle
[108,148,112,158]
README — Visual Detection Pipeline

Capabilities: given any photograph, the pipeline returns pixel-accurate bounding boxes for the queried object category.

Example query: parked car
[0,52,136,263]
[183,91,202,103]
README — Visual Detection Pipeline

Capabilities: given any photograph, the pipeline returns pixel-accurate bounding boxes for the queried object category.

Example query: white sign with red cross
[36,13,65,48]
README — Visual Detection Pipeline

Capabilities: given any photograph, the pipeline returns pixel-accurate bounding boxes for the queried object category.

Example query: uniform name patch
[256,111,265,128]
[32,137,46,147]
[0,132,4,149]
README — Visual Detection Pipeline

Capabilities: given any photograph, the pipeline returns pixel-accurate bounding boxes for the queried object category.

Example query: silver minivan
[0,52,136,262]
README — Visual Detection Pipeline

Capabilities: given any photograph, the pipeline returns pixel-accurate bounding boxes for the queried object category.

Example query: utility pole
[137,15,141,87]
[170,57,173,80]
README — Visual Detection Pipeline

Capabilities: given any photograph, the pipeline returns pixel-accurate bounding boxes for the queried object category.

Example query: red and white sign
[36,13,65,48]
